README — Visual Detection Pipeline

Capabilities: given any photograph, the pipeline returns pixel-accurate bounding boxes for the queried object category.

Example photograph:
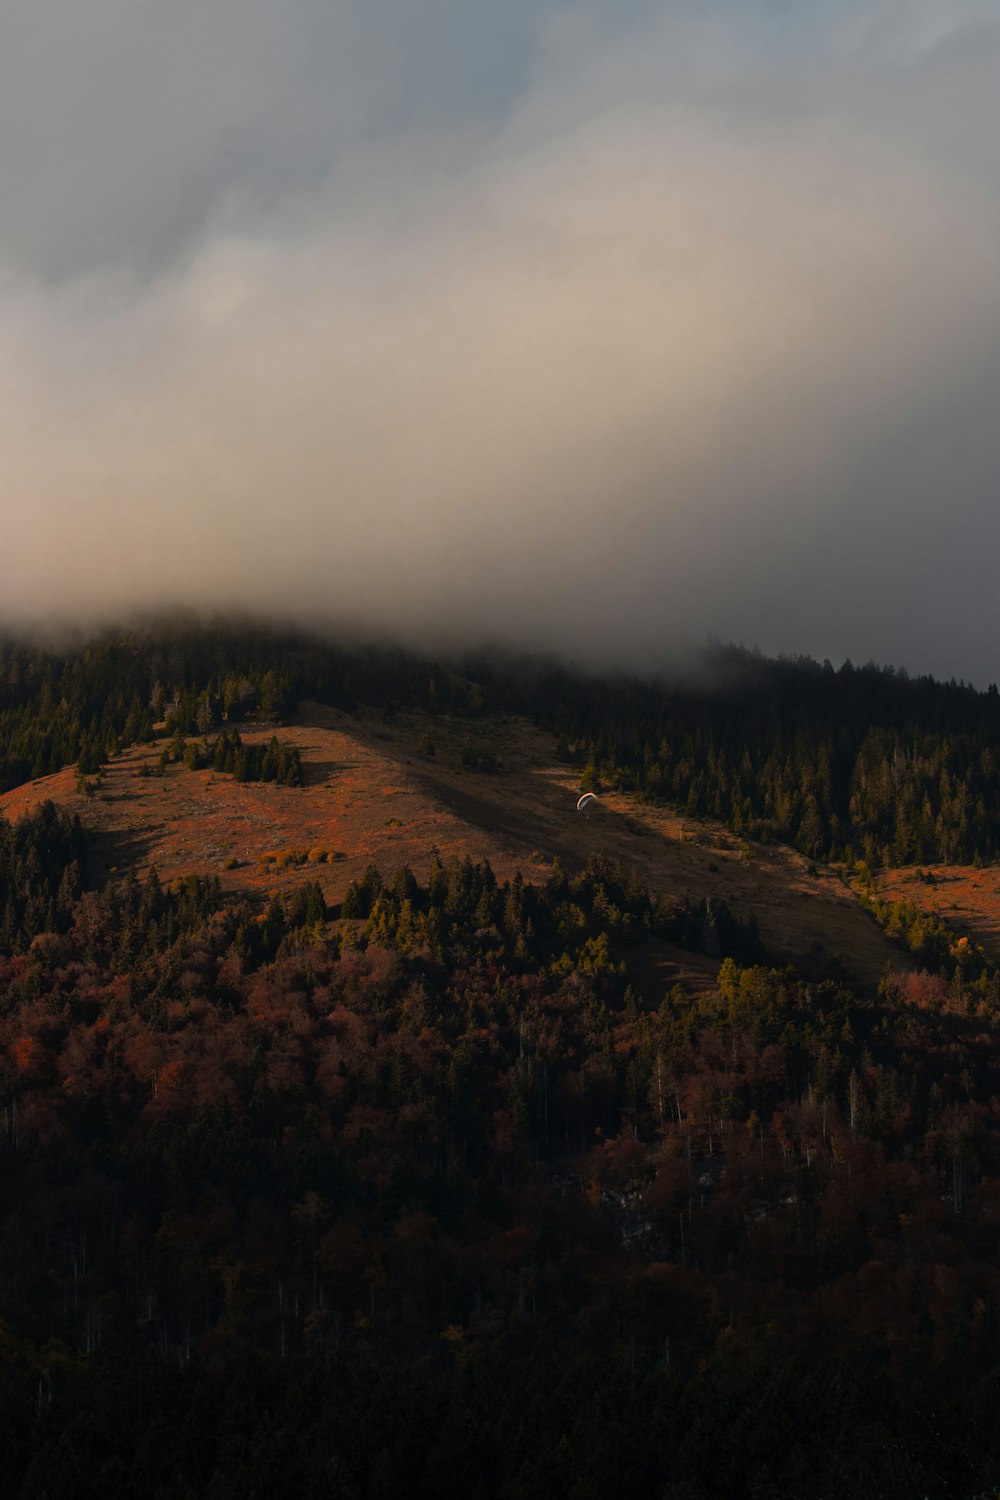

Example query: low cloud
[2,2,999,680]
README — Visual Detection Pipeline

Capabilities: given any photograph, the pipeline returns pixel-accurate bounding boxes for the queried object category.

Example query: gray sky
[1,1,999,681]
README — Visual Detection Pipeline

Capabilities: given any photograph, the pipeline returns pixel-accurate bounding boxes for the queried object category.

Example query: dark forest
[2,622,999,1498]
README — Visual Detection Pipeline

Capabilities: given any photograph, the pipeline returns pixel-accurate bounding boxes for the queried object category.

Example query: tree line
[6,621,1000,867]
[472,645,1000,867]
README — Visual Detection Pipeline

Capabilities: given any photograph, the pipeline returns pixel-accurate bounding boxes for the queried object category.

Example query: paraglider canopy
[577,792,599,814]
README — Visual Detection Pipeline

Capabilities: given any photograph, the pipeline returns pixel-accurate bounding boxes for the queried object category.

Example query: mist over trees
[4,621,1000,865]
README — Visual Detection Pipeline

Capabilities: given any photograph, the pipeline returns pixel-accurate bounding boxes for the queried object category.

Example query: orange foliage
[14,1035,41,1072]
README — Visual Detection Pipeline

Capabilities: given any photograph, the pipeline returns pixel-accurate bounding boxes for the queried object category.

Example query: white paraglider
[577,792,599,816]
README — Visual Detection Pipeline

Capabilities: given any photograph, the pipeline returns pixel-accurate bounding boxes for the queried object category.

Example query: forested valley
[2,621,1000,1497]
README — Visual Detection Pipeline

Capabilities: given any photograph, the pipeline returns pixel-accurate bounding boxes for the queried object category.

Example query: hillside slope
[0,702,904,990]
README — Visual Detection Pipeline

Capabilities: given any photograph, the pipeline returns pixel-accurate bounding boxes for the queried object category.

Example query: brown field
[1,702,906,993]
[877,862,1000,957]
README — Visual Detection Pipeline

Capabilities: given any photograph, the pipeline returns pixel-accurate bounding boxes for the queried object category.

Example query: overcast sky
[1,1,998,681]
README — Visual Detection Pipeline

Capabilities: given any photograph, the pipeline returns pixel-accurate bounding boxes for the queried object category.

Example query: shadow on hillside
[300,758,363,787]
[410,767,601,873]
[88,825,163,883]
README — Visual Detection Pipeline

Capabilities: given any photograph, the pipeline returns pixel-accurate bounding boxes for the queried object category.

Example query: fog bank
[1,2,998,681]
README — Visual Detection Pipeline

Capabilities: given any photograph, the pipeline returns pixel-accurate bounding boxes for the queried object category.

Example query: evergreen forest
[2,620,1000,1497]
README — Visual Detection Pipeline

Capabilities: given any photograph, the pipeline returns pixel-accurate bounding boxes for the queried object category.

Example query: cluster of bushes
[257,847,344,871]
[860,888,991,980]
[157,731,302,785]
